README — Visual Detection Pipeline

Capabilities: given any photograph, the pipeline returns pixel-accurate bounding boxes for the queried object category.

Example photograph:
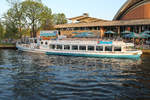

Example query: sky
[0,0,127,20]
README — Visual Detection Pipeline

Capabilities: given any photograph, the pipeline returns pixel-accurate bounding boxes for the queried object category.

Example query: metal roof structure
[113,0,150,20]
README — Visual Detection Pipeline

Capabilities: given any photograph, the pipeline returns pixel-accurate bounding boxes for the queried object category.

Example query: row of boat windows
[49,44,122,52]
[41,42,48,45]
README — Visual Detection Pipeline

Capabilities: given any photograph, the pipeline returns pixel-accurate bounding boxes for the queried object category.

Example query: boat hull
[46,51,141,59]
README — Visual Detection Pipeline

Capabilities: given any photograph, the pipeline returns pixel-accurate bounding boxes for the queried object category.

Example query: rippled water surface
[0,49,150,100]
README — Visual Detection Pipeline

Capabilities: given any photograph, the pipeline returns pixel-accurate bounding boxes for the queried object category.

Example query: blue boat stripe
[46,52,140,59]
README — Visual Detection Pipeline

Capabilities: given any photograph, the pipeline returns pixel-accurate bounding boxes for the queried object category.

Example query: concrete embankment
[0,44,16,49]
[142,49,150,54]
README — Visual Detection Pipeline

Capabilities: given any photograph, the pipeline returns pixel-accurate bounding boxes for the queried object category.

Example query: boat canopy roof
[42,40,127,46]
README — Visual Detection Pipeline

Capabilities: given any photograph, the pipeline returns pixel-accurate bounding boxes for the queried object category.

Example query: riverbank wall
[0,44,16,49]
[142,49,150,54]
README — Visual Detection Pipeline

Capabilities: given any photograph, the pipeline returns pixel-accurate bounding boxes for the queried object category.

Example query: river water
[0,49,150,100]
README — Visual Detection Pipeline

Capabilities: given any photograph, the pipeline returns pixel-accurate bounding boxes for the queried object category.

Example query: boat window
[45,42,48,45]
[30,39,33,43]
[41,41,43,45]
[49,44,55,49]
[72,45,78,50]
[56,45,62,50]
[96,46,103,51]
[34,39,37,43]
[105,46,112,51]
[88,46,94,51]
[79,46,86,51]
[114,47,121,51]
[64,45,70,50]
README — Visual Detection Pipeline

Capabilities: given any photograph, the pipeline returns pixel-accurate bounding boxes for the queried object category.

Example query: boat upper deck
[41,38,128,46]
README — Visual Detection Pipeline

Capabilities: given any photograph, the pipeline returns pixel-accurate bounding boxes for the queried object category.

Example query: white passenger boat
[45,39,142,59]
[16,38,142,59]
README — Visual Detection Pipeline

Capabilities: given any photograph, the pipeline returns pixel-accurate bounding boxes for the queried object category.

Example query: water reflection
[0,49,150,100]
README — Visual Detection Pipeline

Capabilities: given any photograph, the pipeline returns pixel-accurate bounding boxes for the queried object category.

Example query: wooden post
[118,26,120,36]
[139,26,141,33]
[100,27,105,39]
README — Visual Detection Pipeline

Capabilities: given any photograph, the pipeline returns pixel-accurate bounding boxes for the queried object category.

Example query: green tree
[53,13,67,25]
[0,22,4,41]
[21,0,47,37]
[4,0,67,38]
[4,21,18,39]
[40,6,54,30]
[4,0,26,38]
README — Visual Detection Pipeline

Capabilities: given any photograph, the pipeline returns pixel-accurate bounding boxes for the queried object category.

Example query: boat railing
[48,40,97,44]
[46,39,124,45]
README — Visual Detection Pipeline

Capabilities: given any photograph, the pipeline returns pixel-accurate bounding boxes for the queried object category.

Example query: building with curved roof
[54,0,150,38]
[114,0,150,20]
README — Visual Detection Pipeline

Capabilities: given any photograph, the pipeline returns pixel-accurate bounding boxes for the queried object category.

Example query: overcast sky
[0,0,127,20]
